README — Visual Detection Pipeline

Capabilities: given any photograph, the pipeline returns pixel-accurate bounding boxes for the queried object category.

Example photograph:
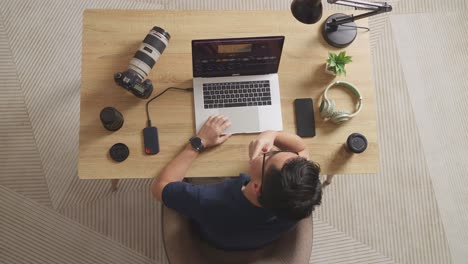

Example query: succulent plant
[326,51,352,76]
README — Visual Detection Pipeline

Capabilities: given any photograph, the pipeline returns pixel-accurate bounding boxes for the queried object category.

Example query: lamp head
[291,0,323,24]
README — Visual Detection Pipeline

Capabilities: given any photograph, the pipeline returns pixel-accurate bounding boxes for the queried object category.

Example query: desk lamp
[291,0,392,47]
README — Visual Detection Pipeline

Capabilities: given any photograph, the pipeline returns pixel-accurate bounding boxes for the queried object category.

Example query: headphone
[319,81,363,124]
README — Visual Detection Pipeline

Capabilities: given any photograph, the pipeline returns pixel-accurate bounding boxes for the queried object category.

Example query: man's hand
[249,131,278,160]
[198,115,232,148]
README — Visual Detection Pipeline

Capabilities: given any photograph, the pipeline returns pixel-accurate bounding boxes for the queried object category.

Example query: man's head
[248,151,322,220]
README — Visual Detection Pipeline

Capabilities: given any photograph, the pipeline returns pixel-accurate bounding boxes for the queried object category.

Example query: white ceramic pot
[325,63,336,76]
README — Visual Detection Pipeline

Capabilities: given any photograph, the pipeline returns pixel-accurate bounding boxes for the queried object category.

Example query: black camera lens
[100,107,124,131]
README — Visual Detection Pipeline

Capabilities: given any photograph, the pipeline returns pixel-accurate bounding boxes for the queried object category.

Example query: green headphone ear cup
[327,99,336,118]
[319,99,330,119]
[331,111,350,124]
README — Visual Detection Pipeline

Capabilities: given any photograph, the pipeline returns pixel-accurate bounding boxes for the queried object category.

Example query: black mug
[345,133,368,154]
[100,107,124,131]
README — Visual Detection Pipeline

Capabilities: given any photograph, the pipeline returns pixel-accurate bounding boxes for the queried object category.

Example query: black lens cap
[100,107,116,124]
[109,143,129,162]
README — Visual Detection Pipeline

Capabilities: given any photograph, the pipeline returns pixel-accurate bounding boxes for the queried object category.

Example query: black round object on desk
[109,143,129,162]
[100,107,124,131]
[291,0,323,24]
[346,133,368,154]
[322,13,358,48]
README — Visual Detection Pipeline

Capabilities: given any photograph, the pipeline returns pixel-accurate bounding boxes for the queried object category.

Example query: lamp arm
[327,0,392,26]
[328,0,391,10]
[328,9,382,26]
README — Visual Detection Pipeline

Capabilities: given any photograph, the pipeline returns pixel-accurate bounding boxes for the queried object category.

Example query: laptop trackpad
[219,107,260,134]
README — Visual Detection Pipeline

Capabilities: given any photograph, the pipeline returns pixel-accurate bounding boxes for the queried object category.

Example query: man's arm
[151,115,231,202]
[249,131,309,160]
[151,145,199,201]
[272,131,307,153]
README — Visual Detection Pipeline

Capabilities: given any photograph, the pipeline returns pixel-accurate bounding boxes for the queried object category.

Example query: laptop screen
[192,36,285,78]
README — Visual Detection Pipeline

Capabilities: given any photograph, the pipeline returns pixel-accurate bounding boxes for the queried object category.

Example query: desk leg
[322,174,335,189]
[111,179,120,192]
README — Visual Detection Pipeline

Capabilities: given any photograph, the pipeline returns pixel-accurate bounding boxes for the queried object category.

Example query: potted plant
[325,51,352,76]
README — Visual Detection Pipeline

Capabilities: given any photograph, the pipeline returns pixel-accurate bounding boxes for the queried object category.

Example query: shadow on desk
[324,145,353,173]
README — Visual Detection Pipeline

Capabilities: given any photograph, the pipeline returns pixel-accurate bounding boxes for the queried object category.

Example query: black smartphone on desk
[294,98,316,137]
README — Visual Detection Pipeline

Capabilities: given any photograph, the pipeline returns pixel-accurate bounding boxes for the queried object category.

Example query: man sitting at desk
[152,115,322,251]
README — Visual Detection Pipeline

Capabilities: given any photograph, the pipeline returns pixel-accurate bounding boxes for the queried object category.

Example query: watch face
[190,137,203,151]
[192,137,201,146]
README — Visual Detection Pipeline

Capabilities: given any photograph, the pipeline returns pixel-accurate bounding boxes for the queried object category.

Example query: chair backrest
[162,205,313,264]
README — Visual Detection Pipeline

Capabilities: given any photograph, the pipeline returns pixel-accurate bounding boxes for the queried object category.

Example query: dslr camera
[114,26,171,99]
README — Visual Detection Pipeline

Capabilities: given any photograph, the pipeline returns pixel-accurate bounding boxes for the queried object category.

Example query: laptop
[192,36,285,134]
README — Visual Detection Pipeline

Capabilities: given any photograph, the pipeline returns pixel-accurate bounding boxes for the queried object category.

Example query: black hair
[258,157,322,220]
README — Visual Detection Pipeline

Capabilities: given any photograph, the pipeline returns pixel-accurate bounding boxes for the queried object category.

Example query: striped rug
[1,0,466,263]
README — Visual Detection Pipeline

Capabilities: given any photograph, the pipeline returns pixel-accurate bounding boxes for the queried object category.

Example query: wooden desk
[80,10,379,180]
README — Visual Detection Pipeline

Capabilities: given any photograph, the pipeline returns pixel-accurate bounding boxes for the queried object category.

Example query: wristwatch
[189,136,205,152]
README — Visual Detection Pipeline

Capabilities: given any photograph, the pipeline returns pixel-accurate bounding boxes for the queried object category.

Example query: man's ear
[253,182,262,195]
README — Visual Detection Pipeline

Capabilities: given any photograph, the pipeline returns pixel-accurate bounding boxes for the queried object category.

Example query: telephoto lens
[129,27,170,81]
[114,26,171,99]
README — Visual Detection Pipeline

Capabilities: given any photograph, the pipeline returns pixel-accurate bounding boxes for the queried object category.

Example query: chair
[162,205,313,264]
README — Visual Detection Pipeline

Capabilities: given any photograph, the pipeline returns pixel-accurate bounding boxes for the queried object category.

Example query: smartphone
[294,98,316,137]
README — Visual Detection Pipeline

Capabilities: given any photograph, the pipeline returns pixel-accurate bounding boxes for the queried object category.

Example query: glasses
[261,150,299,192]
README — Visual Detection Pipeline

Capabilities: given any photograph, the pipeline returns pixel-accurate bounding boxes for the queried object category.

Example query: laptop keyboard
[203,80,271,109]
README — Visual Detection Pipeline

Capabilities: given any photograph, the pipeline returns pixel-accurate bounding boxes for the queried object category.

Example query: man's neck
[241,182,262,207]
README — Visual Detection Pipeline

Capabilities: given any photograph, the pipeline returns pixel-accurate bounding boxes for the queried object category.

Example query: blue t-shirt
[162,173,298,251]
